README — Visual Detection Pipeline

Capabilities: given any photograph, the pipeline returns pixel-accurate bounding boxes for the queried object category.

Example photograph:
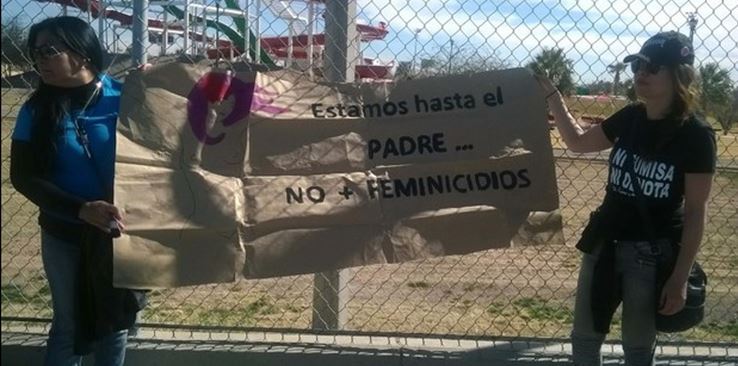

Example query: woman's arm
[659,172,713,315]
[10,140,87,218]
[10,140,122,232]
[537,76,613,153]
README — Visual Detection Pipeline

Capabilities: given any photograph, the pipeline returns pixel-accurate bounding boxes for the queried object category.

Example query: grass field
[2,87,737,342]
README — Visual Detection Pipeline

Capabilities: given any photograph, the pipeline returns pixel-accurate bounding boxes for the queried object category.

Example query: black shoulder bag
[625,122,706,333]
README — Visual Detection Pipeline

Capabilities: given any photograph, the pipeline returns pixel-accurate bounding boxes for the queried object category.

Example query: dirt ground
[2,87,736,343]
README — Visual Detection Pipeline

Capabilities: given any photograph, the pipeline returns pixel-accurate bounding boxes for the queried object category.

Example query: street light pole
[412,28,421,73]
[447,39,454,75]
[687,12,698,44]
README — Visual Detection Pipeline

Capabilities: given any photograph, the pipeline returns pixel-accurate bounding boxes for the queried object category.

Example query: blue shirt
[12,75,121,206]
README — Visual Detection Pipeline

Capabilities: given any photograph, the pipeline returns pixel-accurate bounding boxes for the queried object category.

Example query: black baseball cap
[623,31,695,66]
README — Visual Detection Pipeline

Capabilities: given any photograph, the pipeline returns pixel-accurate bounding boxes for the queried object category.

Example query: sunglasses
[630,59,663,75]
[29,44,65,62]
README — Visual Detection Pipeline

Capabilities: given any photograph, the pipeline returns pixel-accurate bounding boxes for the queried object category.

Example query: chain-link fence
[2,0,737,358]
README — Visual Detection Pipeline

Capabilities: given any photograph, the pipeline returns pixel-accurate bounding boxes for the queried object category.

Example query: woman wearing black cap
[10,17,147,366]
[537,31,716,366]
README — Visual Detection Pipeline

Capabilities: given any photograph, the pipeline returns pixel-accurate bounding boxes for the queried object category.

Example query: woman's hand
[659,275,688,315]
[127,63,153,76]
[78,200,125,234]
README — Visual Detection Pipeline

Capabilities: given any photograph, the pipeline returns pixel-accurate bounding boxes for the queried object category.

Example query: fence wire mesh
[2,0,737,354]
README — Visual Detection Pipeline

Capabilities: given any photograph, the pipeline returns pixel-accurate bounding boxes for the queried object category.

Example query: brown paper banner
[114,62,562,288]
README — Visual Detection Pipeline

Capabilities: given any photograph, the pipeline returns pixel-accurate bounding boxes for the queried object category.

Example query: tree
[715,84,738,135]
[394,61,413,80]
[621,78,637,102]
[526,48,575,95]
[607,62,626,95]
[699,63,735,134]
[581,76,634,98]
[406,44,509,79]
[1,16,30,76]
[699,63,732,113]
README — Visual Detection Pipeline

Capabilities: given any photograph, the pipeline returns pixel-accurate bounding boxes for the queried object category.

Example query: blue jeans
[41,230,128,366]
[571,240,669,366]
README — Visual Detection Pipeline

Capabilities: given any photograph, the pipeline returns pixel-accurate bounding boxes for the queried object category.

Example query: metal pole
[244,0,250,61]
[162,7,169,56]
[201,5,207,56]
[323,0,357,83]
[132,0,149,66]
[87,0,92,23]
[307,0,315,78]
[412,28,420,73]
[287,22,293,67]
[216,0,221,60]
[255,0,261,63]
[312,0,357,331]
[447,39,453,75]
[99,0,107,49]
[184,0,190,55]
[688,12,698,44]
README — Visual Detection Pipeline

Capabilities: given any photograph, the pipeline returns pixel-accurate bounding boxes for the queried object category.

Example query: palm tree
[607,62,627,95]
[699,63,733,112]
[715,82,738,135]
[699,63,735,134]
[526,48,575,95]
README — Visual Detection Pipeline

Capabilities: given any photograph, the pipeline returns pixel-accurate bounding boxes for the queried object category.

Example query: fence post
[323,0,358,83]
[311,0,358,330]
[132,0,149,67]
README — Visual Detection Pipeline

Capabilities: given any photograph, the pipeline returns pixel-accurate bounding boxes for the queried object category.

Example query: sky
[3,0,737,84]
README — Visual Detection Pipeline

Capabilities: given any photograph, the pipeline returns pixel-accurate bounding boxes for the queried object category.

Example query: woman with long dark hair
[538,31,716,365]
[10,16,144,366]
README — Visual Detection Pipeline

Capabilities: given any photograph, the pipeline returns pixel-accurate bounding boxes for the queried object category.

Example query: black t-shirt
[598,104,716,242]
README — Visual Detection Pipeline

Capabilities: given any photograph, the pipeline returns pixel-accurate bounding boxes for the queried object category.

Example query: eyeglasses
[630,59,663,75]
[29,44,65,62]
